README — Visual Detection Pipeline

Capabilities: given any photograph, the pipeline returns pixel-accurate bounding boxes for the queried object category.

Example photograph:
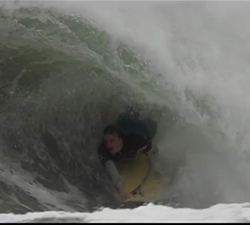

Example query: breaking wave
[1,1,250,213]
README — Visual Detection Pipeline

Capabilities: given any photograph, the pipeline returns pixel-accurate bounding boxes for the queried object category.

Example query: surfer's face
[104,133,123,155]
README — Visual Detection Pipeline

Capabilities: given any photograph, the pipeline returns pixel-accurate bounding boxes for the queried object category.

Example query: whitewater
[1,0,250,222]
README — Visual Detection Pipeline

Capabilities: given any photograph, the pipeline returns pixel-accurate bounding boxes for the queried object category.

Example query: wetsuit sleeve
[97,142,123,188]
[104,160,123,189]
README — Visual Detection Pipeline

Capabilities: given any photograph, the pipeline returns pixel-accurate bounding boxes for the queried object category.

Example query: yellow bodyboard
[114,151,163,202]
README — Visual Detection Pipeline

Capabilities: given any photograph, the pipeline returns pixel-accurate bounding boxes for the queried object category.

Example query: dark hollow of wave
[0,6,177,214]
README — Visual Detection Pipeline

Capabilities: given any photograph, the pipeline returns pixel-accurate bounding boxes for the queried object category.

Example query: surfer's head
[103,124,123,155]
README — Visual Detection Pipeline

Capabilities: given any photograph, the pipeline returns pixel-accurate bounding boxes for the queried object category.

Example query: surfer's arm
[98,143,123,187]
[104,160,129,201]
[104,160,123,189]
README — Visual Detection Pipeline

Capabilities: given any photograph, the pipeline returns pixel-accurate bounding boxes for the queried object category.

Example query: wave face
[1,1,250,213]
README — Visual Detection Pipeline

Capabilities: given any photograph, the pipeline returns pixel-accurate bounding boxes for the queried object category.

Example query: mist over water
[1,0,250,213]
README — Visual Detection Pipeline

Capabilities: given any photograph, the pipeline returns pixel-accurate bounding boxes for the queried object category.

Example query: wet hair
[103,124,123,138]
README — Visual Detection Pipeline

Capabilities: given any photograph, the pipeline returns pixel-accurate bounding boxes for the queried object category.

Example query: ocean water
[1,0,250,217]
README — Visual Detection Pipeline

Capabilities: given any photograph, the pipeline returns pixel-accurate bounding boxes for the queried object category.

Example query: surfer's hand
[118,186,129,202]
